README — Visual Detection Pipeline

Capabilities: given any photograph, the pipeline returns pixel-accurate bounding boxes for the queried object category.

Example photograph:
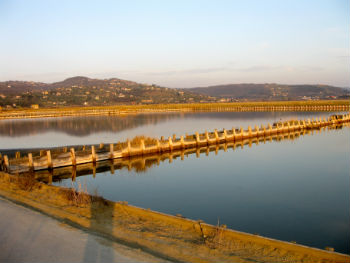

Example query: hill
[188,83,350,101]
[0,77,213,108]
[1,77,349,109]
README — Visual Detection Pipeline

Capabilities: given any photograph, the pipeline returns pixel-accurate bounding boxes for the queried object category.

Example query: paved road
[0,197,168,263]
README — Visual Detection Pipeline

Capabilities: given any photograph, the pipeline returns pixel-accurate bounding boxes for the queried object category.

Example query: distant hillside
[1,77,349,109]
[188,84,350,101]
[0,76,213,108]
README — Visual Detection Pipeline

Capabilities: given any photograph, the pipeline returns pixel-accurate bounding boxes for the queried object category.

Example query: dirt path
[0,197,169,263]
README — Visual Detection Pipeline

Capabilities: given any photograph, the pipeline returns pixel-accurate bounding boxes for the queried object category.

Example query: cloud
[234,65,279,72]
[147,67,230,76]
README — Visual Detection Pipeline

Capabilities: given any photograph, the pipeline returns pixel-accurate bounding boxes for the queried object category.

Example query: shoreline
[0,172,349,263]
[0,100,349,120]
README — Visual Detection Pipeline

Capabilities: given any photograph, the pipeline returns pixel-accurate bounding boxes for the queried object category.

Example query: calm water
[0,111,344,149]
[1,111,349,253]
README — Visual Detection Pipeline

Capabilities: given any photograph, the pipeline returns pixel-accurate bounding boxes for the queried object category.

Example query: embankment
[0,172,349,263]
[0,100,349,120]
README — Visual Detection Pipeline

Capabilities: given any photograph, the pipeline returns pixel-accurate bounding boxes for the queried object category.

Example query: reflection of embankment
[0,110,347,138]
[0,113,184,137]
[35,122,349,183]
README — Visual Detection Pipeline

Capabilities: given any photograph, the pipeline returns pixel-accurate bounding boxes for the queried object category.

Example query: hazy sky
[1,0,349,87]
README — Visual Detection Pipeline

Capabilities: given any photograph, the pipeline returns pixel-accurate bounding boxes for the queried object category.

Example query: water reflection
[0,111,344,150]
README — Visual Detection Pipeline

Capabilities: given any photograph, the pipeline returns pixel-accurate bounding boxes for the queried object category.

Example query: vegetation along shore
[0,100,349,120]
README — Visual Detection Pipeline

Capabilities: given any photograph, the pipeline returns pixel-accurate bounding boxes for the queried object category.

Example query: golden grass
[0,100,349,118]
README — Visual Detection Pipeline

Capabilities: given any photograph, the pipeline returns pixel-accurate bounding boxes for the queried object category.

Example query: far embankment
[0,100,349,120]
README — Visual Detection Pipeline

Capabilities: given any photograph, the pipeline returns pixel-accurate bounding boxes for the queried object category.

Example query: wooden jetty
[1,113,349,174]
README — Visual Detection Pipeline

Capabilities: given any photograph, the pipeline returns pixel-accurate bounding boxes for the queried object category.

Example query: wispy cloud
[147,67,230,76]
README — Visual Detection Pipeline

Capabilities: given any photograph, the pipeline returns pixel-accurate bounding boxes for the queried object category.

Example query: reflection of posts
[109,144,114,159]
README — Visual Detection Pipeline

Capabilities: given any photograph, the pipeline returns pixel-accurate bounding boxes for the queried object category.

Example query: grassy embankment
[0,172,349,263]
[0,100,349,120]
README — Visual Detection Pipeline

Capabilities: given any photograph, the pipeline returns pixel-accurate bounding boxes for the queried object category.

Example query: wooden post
[28,153,34,172]
[127,140,131,155]
[180,136,185,149]
[15,151,20,159]
[205,131,209,144]
[173,134,176,141]
[99,143,104,149]
[70,148,76,166]
[223,129,227,141]
[268,123,272,132]
[232,128,236,141]
[40,150,45,157]
[47,150,53,170]
[255,125,259,135]
[63,147,67,153]
[248,126,252,137]
[156,139,161,152]
[196,148,200,158]
[140,139,145,154]
[195,132,200,146]
[91,145,96,163]
[3,155,9,172]
[168,137,173,151]
[180,151,184,160]
[160,136,164,141]
[82,145,86,151]
[214,129,219,142]
[240,127,244,138]
[109,143,114,159]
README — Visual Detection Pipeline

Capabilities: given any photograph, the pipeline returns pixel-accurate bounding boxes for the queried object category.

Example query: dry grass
[13,173,38,191]
[64,181,91,206]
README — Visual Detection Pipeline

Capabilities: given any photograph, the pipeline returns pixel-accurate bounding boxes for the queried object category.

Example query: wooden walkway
[1,113,349,175]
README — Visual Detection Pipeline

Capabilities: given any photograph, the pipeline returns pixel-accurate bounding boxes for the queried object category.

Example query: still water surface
[0,111,344,149]
[1,112,349,253]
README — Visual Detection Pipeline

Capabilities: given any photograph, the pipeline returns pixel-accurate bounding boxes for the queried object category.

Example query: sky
[0,0,349,88]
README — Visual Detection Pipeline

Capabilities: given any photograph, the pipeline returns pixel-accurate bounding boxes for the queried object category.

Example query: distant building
[31,104,39,109]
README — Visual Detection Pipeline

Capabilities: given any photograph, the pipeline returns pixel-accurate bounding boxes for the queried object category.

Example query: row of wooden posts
[34,127,331,184]
[1,113,349,174]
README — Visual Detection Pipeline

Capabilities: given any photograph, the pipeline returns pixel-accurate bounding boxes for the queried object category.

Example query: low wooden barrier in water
[33,123,348,184]
[1,113,349,174]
